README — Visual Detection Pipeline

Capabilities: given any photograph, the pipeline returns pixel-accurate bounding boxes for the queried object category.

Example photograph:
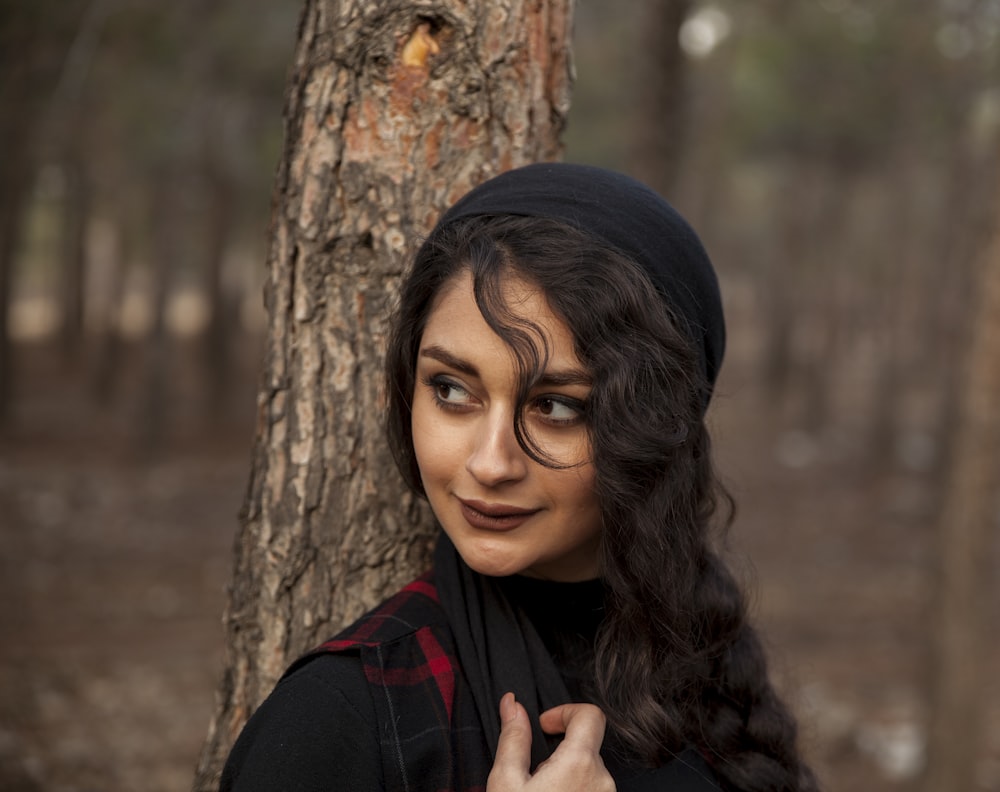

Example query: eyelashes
[421,374,586,427]
[424,375,473,409]
[532,396,585,425]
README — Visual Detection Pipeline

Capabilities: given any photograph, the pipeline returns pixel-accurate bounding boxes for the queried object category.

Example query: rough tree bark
[920,152,1000,792]
[193,0,573,787]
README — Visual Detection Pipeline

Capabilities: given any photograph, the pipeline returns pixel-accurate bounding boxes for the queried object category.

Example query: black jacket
[221,573,722,791]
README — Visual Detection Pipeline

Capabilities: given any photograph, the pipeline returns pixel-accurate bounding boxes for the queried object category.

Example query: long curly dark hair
[386,214,817,792]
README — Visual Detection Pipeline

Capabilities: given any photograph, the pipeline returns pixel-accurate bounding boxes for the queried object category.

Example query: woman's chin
[452,541,526,579]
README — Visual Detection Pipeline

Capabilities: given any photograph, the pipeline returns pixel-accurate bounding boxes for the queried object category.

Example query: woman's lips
[458,499,540,531]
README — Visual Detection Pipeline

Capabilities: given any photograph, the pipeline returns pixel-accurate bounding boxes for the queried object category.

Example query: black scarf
[433,534,569,770]
[433,535,722,791]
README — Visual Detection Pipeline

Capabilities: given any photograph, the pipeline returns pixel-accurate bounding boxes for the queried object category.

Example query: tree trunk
[630,0,691,196]
[201,148,236,416]
[0,160,30,424]
[193,0,573,787]
[140,173,178,457]
[0,5,49,424]
[59,149,89,363]
[90,218,127,405]
[920,157,1000,792]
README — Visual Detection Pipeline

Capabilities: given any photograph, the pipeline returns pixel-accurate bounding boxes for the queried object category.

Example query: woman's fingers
[539,703,607,752]
[488,697,616,792]
[489,693,532,789]
[538,703,614,792]
[486,693,615,792]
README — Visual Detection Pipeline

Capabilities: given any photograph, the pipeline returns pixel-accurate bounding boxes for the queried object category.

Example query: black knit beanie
[439,162,726,393]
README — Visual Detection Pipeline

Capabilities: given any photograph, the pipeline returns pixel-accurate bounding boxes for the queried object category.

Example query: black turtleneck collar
[495,575,605,702]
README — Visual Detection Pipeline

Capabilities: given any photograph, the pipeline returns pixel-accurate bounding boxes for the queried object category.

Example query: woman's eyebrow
[419,345,479,377]
[419,344,591,387]
[536,369,592,387]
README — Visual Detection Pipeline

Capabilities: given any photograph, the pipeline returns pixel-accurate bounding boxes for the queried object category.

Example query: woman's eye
[426,376,472,407]
[534,397,583,424]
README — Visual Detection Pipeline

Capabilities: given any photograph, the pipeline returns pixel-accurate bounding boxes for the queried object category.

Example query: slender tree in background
[50,0,112,364]
[921,148,1000,792]
[630,0,692,196]
[193,0,573,787]
[0,0,87,420]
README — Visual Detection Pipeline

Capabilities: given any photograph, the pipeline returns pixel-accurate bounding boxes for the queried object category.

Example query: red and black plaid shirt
[288,573,491,792]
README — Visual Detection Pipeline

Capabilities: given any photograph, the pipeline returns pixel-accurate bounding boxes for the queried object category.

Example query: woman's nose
[465,409,527,487]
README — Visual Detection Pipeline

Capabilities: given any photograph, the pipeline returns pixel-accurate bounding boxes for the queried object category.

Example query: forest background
[1,0,999,791]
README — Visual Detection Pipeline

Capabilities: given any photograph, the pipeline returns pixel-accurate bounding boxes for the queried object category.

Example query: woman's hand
[487,693,616,792]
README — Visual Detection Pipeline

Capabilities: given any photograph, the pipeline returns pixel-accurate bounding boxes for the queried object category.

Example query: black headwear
[439,162,726,391]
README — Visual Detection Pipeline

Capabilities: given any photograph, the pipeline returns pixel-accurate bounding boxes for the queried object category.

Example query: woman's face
[411,269,602,581]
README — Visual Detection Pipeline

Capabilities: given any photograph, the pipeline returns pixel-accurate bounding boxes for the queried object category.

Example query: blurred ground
[0,337,997,791]
[0,339,256,792]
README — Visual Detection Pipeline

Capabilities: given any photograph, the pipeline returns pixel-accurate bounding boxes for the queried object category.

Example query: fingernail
[500,692,515,722]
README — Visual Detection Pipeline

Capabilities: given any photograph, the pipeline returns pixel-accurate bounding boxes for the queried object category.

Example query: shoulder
[295,572,461,724]
[659,748,724,791]
[221,653,380,791]
[291,573,446,667]
[607,746,724,792]
[222,575,448,792]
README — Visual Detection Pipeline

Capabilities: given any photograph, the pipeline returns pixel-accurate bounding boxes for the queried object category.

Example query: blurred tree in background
[2,0,296,441]
[1,0,998,790]
[1,0,86,417]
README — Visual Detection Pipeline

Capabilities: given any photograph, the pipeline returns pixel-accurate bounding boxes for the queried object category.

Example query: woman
[221,163,817,792]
